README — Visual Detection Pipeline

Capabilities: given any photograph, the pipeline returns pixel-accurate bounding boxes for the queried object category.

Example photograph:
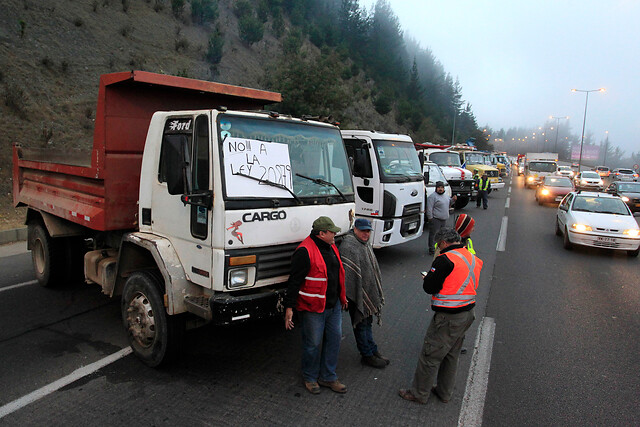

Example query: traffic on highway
[2,152,639,425]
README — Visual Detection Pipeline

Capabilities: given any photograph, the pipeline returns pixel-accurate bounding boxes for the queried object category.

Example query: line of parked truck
[11,71,508,366]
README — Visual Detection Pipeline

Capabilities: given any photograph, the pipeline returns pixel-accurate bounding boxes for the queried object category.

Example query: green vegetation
[191,0,218,25]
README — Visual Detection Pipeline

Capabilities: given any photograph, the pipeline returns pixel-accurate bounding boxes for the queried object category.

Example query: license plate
[408,222,418,231]
[555,196,563,201]
[596,236,615,243]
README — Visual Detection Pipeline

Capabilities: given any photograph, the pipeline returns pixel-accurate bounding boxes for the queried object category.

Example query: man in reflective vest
[399,227,483,404]
[476,172,491,209]
[284,216,349,395]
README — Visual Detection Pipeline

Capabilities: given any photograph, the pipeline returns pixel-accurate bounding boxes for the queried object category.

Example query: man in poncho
[339,218,389,369]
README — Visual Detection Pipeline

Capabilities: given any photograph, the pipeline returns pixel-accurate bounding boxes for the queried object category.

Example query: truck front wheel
[122,271,185,367]
[454,195,469,209]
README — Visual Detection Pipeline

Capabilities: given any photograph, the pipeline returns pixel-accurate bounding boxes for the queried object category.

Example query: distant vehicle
[571,163,580,170]
[556,192,640,256]
[606,181,640,213]
[524,160,558,188]
[556,165,574,178]
[574,171,604,191]
[594,166,610,177]
[535,176,574,205]
[611,168,638,182]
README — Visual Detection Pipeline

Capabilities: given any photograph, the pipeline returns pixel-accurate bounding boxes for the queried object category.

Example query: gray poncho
[339,230,385,327]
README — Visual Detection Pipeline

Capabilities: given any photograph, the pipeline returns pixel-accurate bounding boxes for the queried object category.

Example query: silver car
[574,171,604,191]
[611,168,638,182]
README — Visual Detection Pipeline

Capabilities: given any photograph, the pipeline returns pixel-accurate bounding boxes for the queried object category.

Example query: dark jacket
[284,234,341,309]
[422,243,475,313]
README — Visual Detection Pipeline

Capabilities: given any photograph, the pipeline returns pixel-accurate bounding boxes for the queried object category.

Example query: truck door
[343,138,381,217]
[153,114,213,288]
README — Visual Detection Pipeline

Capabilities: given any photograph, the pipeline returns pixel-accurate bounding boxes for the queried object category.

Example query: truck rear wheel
[29,222,65,287]
[454,196,469,209]
[122,271,185,367]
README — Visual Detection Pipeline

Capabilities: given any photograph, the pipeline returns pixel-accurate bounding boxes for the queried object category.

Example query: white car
[556,165,574,178]
[556,191,640,256]
[574,171,604,191]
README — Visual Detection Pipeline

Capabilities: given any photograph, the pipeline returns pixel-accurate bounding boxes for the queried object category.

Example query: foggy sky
[362,0,640,156]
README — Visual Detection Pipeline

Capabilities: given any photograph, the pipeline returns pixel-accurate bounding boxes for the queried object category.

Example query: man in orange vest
[284,216,349,395]
[399,227,483,404]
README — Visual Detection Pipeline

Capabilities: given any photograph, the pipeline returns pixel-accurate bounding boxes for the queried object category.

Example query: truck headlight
[228,268,255,289]
[623,229,640,238]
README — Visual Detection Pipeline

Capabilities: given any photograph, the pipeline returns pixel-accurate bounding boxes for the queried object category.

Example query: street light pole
[602,131,609,166]
[571,88,605,171]
[550,115,569,154]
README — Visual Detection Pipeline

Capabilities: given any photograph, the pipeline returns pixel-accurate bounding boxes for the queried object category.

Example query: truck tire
[122,271,185,367]
[454,196,469,209]
[29,222,65,287]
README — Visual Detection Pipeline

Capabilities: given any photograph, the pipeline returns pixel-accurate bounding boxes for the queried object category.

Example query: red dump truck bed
[13,71,281,231]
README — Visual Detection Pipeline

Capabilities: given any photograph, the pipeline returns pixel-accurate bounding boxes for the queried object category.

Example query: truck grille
[448,180,475,194]
[486,170,499,178]
[402,202,422,216]
[227,242,299,281]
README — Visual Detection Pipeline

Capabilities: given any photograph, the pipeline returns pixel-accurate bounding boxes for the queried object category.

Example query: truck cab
[342,130,424,248]
[457,150,505,190]
[415,146,475,209]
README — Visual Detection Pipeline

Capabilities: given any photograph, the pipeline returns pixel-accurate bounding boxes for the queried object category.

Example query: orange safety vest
[431,248,483,309]
[295,236,346,313]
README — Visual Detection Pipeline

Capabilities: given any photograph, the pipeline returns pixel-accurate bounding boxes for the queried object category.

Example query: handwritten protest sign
[223,137,293,198]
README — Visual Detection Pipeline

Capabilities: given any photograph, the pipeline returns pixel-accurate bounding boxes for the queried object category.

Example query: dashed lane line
[0,280,38,293]
[458,316,496,427]
[496,216,508,252]
[505,197,510,209]
[0,347,132,419]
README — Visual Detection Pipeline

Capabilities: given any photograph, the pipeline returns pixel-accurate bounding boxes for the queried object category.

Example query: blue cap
[354,218,373,231]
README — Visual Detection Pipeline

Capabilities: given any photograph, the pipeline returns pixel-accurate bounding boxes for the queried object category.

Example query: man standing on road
[476,172,491,209]
[399,228,483,404]
[284,216,349,395]
[339,218,389,369]
[426,181,457,255]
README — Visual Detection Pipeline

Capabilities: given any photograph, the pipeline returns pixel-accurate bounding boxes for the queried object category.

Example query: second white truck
[341,130,424,248]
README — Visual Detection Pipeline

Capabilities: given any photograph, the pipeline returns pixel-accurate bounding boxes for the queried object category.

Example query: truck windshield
[373,140,423,182]
[464,153,487,165]
[429,152,461,167]
[529,162,557,172]
[218,115,353,202]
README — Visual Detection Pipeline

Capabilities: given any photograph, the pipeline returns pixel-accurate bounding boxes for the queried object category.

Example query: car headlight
[541,189,550,196]
[599,180,604,185]
[569,172,574,177]
[621,196,630,202]
[623,229,640,238]
[581,180,587,184]
[527,176,534,182]
[571,223,592,232]
[228,268,253,288]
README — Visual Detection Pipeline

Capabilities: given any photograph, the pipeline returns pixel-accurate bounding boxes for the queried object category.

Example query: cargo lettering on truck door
[154,114,213,288]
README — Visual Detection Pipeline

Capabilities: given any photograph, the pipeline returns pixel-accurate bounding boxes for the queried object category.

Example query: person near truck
[476,172,491,209]
[284,216,349,395]
[399,228,483,404]
[433,213,476,257]
[426,181,457,255]
[339,218,389,369]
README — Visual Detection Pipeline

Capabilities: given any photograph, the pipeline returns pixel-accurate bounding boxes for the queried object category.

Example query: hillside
[0,0,477,231]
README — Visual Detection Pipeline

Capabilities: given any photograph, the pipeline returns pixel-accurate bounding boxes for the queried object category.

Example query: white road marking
[0,280,38,293]
[505,197,510,209]
[458,316,496,427]
[496,216,508,252]
[507,186,511,194]
[0,347,132,419]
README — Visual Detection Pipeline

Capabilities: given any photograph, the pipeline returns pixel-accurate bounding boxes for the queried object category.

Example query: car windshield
[617,183,640,192]
[219,115,353,200]
[581,172,600,179]
[558,166,571,171]
[425,164,447,185]
[374,140,423,182]
[572,196,630,215]
[596,167,609,171]
[617,169,634,174]
[529,162,557,172]
[429,152,462,167]
[545,177,572,187]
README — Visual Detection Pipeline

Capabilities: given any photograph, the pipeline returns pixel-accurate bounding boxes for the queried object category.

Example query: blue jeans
[353,315,378,357]
[299,301,343,382]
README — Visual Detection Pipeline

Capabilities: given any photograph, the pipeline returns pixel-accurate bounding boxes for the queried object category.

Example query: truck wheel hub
[126,292,156,348]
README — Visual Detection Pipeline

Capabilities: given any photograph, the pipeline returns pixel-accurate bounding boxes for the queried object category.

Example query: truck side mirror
[423,171,430,183]
[164,134,191,195]
[418,152,425,167]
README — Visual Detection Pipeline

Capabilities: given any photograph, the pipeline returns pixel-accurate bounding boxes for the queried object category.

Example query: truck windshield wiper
[233,171,302,204]
[295,173,348,202]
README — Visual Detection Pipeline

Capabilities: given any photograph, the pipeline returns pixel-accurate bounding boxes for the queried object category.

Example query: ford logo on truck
[242,210,287,222]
